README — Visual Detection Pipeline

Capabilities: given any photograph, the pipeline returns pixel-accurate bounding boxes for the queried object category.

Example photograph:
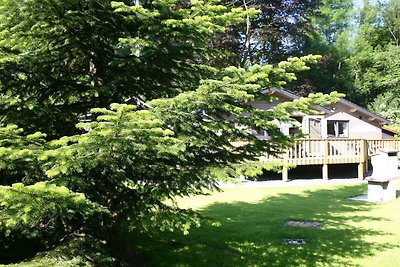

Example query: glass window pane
[339,121,349,137]
[327,120,349,138]
[327,121,335,137]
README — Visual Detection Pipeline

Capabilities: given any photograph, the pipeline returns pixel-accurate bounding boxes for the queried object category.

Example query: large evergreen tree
[0,0,256,138]
[0,0,343,265]
[0,58,341,264]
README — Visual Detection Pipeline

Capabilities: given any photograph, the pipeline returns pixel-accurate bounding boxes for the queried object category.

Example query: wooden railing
[367,139,400,156]
[261,139,400,164]
[287,139,364,164]
[260,139,365,165]
[260,139,400,180]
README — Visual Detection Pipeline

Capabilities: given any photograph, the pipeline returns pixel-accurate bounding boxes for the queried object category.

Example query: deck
[259,139,400,181]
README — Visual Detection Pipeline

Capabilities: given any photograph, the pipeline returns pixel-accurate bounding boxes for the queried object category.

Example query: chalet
[253,88,400,181]
[252,88,397,140]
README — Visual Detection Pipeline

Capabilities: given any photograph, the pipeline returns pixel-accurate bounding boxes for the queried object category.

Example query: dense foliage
[0,58,342,264]
[340,0,400,127]
[0,0,257,138]
[0,1,344,265]
[216,0,321,66]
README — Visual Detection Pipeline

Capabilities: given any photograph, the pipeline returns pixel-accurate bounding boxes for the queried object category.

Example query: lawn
[137,183,400,267]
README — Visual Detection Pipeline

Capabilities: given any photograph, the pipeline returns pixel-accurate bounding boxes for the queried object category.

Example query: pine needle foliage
[0,0,257,138]
[0,0,344,264]
[0,58,342,264]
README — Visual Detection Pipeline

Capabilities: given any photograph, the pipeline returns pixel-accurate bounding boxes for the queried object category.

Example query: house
[252,88,400,181]
[251,88,397,140]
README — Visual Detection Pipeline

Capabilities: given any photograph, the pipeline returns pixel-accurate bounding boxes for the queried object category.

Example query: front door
[305,116,323,138]
[304,116,324,156]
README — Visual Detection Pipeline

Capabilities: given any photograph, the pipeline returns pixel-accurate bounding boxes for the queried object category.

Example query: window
[289,127,301,136]
[252,129,269,140]
[327,120,349,138]
[289,116,303,136]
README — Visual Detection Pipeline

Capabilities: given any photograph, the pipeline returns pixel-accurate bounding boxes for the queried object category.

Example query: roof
[261,88,331,114]
[382,126,400,135]
[335,98,391,125]
[261,88,391,125]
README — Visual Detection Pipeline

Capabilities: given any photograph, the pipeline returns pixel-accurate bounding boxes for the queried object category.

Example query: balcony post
[282,149,289,182]
[358,139,367,180]
[322,139,329,180]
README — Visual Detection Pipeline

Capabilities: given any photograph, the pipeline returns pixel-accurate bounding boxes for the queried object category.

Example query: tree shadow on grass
[138,184,394,267]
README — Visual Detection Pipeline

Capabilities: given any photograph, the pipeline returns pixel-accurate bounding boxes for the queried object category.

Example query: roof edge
[337,98,391,125]
[260,88,331,114]
[261,88,392,125]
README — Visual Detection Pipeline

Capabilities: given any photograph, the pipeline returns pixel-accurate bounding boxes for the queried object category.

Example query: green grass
[138,183,400,267]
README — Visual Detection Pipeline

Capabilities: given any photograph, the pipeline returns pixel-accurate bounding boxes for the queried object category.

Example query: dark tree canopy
[209,0,357,99]
[214,0,321,66]
[0,1,344,265]
[0,0,254,138]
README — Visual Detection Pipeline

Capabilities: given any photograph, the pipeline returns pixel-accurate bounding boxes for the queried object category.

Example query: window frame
[327,120,349,138]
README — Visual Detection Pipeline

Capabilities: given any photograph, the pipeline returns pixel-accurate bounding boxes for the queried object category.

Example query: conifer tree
[0,0,257,138]
[0,56,341,264]
[0,0,343,265]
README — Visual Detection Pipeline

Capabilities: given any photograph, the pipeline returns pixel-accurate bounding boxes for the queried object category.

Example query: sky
[355,0,363,8]
[355,0,389,9]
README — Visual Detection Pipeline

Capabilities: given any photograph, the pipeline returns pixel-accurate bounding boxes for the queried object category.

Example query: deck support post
[322,140,329,180]
[282,167,289,182]
[359,139,368,180]
[358,162,364,180]
[322,164,329,180]
[282,149,289,182]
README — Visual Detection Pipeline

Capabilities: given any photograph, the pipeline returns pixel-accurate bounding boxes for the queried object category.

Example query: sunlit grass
[139,183,400,267]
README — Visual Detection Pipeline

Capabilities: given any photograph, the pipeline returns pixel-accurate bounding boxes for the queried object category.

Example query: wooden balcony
[259,139,400,181]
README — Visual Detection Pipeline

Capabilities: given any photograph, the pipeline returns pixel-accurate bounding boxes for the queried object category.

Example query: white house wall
[249,99,300,138]
[325,112,382,139]
[246,91,392,140]
[329,102,384,129]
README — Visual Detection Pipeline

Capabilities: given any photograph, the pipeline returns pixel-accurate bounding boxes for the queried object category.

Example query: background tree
[212,0,356,98]
[342,0,400,125]
[0,0,256,138]
[287,0,354,95]
[214,0,321,66]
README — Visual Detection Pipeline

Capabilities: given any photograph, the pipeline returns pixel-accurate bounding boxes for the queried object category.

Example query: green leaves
[31,56,338,239]
[0,56,343,264]
[0,124,46,184]
[0,0,256,138]
[0,1,346,263]
[0,182,107,247]
[341,1,400,117]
